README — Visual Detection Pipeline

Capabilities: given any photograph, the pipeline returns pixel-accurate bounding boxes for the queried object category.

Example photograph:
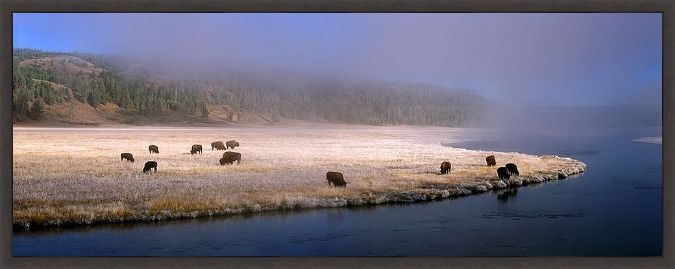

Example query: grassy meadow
[13,124,586,228]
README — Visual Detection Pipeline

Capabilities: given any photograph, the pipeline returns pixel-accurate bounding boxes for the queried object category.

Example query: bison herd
[120,140,521,189]
[495,163,520,180]
[210,140,238,151]
[441,155,521,181]
[120,139,349,189]
[119,140,242,174]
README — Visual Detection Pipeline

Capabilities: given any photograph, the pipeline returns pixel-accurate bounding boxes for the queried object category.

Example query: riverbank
[13,125,586,229]
[633,136,662,144]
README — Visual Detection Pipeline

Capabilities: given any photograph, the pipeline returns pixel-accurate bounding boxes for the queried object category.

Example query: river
[13,127,662,256]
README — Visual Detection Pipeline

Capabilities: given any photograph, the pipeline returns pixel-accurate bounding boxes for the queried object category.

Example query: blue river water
[13,127,662,256]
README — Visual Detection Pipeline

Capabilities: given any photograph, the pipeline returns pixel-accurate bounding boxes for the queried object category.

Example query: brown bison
[486,155,496,166]
[226,140,239,149]
[143,161,157,173]
[326,171,346,187]
[120,153,134,162]
[497,167,510,180]
[505,163,519,176]
[220,151,241,165]
[211,141,226,150]
[440,161,452,175]
[191,144,203,154]
[149,145,159,154]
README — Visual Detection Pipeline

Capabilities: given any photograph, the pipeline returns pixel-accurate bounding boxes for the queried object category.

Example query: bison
[497,167,510,180]
[226,140,239,149]
[326,171,346,187]
[220,151,241,165]
[149,145,159,154]
[486,155,496,166]
[505,163,519,176]
[211,141,226,150]
[120,153,134,162]
[440,161,452,175]
[143,161,157,173]
[191,144,203,154]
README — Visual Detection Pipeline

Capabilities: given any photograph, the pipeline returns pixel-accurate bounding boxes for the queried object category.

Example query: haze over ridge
[14,13,662,107]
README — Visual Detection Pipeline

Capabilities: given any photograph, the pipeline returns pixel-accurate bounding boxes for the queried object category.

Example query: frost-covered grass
[13,124,585,228]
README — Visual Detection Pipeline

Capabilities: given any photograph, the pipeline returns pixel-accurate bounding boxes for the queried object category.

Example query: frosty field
[12,125,586,229]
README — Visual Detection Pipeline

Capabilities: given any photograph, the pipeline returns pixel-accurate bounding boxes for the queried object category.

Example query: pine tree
[13,91,30,120]
[200,103,209,119]
[29,99,44,120]
[87,89,99,106]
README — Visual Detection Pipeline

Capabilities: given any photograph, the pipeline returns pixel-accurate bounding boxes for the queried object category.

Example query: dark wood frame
[0,0,673,268]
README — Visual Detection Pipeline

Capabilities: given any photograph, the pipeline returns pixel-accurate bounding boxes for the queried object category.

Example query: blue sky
[13,13,662,106]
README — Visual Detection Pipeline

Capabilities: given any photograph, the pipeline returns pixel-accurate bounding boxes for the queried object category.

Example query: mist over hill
[12,48,488,126]
[13,48,660,129]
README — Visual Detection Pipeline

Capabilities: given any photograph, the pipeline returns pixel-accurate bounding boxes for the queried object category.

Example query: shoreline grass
[13,125,586,229]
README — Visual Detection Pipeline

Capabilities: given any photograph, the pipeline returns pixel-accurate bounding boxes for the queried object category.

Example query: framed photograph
[1,0,673,268]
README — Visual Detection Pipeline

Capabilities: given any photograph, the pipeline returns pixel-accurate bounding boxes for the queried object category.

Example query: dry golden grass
[13,124,585,228]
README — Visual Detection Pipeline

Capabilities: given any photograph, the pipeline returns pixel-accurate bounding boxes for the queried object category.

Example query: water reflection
[496,188,518,202]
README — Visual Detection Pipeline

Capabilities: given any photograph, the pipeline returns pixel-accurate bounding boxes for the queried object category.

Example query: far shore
[13,125,586,229]
[633,136,662,145]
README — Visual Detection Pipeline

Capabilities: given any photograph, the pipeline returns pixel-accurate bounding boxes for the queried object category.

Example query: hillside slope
[13,48,487,126]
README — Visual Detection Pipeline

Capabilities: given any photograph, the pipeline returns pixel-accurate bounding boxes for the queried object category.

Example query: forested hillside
[12,48,487,126]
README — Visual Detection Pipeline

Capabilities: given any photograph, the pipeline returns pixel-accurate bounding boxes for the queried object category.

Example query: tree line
[13,49,486,126]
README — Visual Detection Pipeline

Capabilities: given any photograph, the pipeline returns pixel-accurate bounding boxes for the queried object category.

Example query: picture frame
[1,0,673,268]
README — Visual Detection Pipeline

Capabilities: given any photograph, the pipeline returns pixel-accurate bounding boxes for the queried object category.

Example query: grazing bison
[143,161,157,173]
[440,161,452,175]
[211,141,226,150]
[149,145,159,154]
[120,153,134,162]
[497,167,510,180]
[326,171,346,187]
[191,144,203,154]
[220,151,241,165]
[486,155,496,166]
[226,140,239,149]
[505,163,519,176]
